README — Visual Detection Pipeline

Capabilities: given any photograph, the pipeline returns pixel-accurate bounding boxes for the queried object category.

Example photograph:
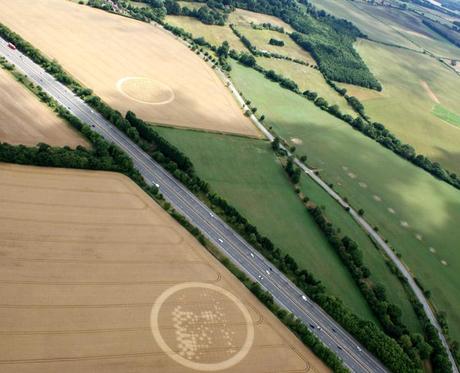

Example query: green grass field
[298,174,422,332]
[230,60,460,341]
[432,104,460,128]
[306,0,417,49]
[237,26,316,64]
[153,126,376,322]
[256,57,355,116]
[354,39,460,175]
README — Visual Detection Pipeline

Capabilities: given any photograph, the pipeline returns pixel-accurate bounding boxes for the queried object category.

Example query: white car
[250,252,255,258]
[265,270,270,275]
[154,183,159,188]
[302,295,308,301]
[357,346,362,352]
[209,212,214,217]
[218,238,223,243]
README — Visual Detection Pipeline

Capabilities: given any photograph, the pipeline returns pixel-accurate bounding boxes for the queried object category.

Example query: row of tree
[422,19,460,48]
[307,205,435,367]
[250,22,285,33]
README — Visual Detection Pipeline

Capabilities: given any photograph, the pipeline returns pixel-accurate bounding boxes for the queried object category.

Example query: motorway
[0,38,388,372]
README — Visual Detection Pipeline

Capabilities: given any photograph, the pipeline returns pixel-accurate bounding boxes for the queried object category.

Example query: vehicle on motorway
[265,270,270,275]
[357,346,362,352]
[7,42,16,50]
[250,252,255,258]
[302,295,308,301]
[154,183,159,188]
[218,238,223,243]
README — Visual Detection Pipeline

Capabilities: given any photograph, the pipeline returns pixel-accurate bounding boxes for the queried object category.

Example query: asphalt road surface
[0,38,389,372]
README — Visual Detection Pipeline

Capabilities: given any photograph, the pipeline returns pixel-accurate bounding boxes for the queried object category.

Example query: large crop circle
[116,77,175,105]
[150,282,254,371]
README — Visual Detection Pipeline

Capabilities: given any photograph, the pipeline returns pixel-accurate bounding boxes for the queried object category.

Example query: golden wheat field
[0,67,88,147]
[0,0,259,137]
[0,163,328,373]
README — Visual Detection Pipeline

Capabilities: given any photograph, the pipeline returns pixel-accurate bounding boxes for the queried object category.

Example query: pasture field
[354,40,460,175]
[230,60,460,341]
[0,163,328,373]
[0,67,88,148]
[0,0,259,138]
[178,0,207,10]
[153,126,376,322]
[256,58,354,115]
[306,0,417,49]
[297,174,422,333]
[228,8,294,32]
[351,2,460,59]
[432,104,460,128]
[165,15,248,51]
[238,26,316,64]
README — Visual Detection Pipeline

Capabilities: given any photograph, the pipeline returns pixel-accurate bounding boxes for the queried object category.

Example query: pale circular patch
[387,207,396,214]
[373,195,382,202]
[151,282,254,371]
[415,234,423,241]
[358,182,368,188]
[441,260,448,266]
[290,137,303,145]
[400,221,409,228]
[116,77,175,105]
[348,172,357,179]
[429,247,436,253]
[342,166,349,171]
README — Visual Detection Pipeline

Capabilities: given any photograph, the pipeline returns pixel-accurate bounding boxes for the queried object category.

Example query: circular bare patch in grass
[348,172,357,179]
[358,182,368,188]
[373,195,382,202]
[415,233,423,241]
[117,77,175,105]
[290,137,303,145]
[151,282,254,371]
[400,221,409,228]
[441,260,448,266]
[429,247,436,253]
[387,207,396,214]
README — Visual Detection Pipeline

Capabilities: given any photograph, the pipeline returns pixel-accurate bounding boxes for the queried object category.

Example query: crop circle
[116,77,175,105]
[151,282,254,371]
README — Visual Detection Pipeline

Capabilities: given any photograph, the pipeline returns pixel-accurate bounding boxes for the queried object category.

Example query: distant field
[0,0,259,137]
[165,15,248,51]
[351,2,460,59]
[228,8,294,32]
[0,163,328,373]
[355,40,460,175]
[238,27,316,64]
[154,126,376,322]
[256,58,354,115]
[0,67,88,148]
[230,60,460,341]
[306,0,418,49]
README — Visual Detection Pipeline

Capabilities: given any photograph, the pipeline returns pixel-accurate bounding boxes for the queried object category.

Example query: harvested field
[0,163,328,373]
[166,15,248,51]
[229,8,294,33]
[0,68,88,147]
[0,0,259,138]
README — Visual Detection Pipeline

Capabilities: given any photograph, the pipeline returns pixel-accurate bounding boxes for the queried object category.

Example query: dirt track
[0,163,328,373]
[0,0,259,138]
[0,68,88,147]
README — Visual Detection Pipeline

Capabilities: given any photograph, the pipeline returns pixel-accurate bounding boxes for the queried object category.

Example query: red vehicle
[7,43,16,50]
